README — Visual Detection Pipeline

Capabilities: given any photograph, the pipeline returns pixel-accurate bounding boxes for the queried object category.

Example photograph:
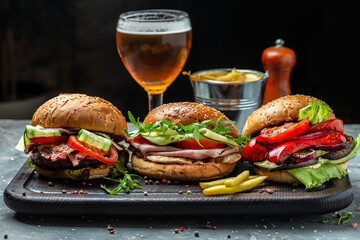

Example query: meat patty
[31,150,104,170]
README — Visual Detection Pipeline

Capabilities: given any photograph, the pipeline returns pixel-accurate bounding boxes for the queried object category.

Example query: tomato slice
[67,135,118,165]
[132,135,155,145]
[29,136,69,145]
[260,119,309,143]
[172,140,226,149]
[303,118,344,134]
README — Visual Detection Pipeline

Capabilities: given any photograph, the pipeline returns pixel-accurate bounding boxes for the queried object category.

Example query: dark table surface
[1,120,360,240]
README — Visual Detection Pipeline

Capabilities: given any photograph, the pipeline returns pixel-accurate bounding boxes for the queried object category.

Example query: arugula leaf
[126,111,250,148]
[101,148,142,195]
[322,212,357,225]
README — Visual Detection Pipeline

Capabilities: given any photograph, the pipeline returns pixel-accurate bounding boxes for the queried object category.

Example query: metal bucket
[190,68,268,132]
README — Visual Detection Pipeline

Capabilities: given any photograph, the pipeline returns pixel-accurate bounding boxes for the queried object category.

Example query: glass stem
[148,93,163,111]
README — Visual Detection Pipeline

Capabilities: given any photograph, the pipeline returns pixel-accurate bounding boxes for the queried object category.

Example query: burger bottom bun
[131,154,238,181]
[252,161,348,185]
[34,164,112,180]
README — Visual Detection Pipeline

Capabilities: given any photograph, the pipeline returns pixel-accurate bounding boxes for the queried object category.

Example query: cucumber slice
[25,125,61,138]
[77,129,112,152]
[199,129,239,148]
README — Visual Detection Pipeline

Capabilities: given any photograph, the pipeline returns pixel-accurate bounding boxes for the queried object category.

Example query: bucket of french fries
[186,68,267,131]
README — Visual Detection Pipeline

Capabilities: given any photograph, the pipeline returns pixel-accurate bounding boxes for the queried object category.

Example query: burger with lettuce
[15,93,129,180]
[241,95,360,189]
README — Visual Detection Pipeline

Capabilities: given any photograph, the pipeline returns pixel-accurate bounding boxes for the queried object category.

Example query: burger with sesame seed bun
[241,95,360,189]
[15,93,129,180]
[125,102,248,181]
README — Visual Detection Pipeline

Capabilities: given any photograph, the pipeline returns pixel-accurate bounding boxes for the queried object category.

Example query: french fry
[199,176,235,189]
[202,176,267,196]
[199,174,261,189]
[224,170,250,187]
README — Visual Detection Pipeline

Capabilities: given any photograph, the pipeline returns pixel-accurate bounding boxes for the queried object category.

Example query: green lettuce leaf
[298,100,333,124]
[287,162,348,189]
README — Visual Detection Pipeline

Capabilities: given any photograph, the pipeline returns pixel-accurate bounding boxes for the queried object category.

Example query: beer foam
[117,10,191,35]
[117,22,191,35]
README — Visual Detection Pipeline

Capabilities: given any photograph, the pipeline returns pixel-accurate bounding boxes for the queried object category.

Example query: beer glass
[116,9,192,111]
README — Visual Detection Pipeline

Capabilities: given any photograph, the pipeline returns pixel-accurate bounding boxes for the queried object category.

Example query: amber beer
[116,29,192,94]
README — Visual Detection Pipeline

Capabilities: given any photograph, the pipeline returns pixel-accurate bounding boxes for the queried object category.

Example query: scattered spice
[144,191,148,196]
[144,180,149,185]
[174,229,179,233]
[179,226,184,231]
[185,185,189,188]
[227,234,231,238]
[162,179,168,184]
[149,179,154,185]
[178,190,183,194]
[288,218,294,223]
[48,181,54,187]
[81,181,86,187]
[22,191,26,196]
[356,207,360,211]
[187,190,192,194]
[62,190,67,194]
[212,225,217,230]
[167,180,172,185]
[351,223,358,229]
[266,189,273,194]
[155,180,160,185]
[109,229,115,234]
[79,190,84,194]
[4,234,8,239]
[144,176,148,180]
[194,231,199,237]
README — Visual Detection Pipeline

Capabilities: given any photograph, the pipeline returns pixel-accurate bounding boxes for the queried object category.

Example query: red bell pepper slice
[268,131,346,164]
[260,118,309,143]
[242,136,269,162]
[303,118,344,134]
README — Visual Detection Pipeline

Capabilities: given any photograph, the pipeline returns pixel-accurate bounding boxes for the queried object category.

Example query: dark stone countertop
[1,120,360,240]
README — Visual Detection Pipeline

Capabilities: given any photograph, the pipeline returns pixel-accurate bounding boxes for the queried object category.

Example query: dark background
[0,0,358,124]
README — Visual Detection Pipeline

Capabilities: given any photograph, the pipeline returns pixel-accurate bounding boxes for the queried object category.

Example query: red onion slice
[289,149,317,163]
[313,141,349,151]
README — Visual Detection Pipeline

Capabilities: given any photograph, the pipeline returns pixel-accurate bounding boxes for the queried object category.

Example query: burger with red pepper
[15,93,129,180]
[125,102,248,181]
[242,95,360,189]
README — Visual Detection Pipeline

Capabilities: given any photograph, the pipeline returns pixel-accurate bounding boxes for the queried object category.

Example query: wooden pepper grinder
[261,39,296,105]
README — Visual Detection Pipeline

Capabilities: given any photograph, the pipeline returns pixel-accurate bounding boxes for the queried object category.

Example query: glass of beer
[116,9,192,111]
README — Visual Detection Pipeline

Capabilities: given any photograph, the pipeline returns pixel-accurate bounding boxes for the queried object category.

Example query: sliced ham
[127,137,240,160]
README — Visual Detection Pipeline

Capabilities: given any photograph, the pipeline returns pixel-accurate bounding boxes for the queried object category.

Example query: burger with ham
[15,93,129,180]
[241,94,360,189]
[125,102,247,181]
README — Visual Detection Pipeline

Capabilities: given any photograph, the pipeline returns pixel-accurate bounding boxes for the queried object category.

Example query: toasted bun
[31,93,127,138]
[131,154,238,181]
[242,95,320,136]
[34,164,112,180]
[144,102,239,138]
[253,161,348,185]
